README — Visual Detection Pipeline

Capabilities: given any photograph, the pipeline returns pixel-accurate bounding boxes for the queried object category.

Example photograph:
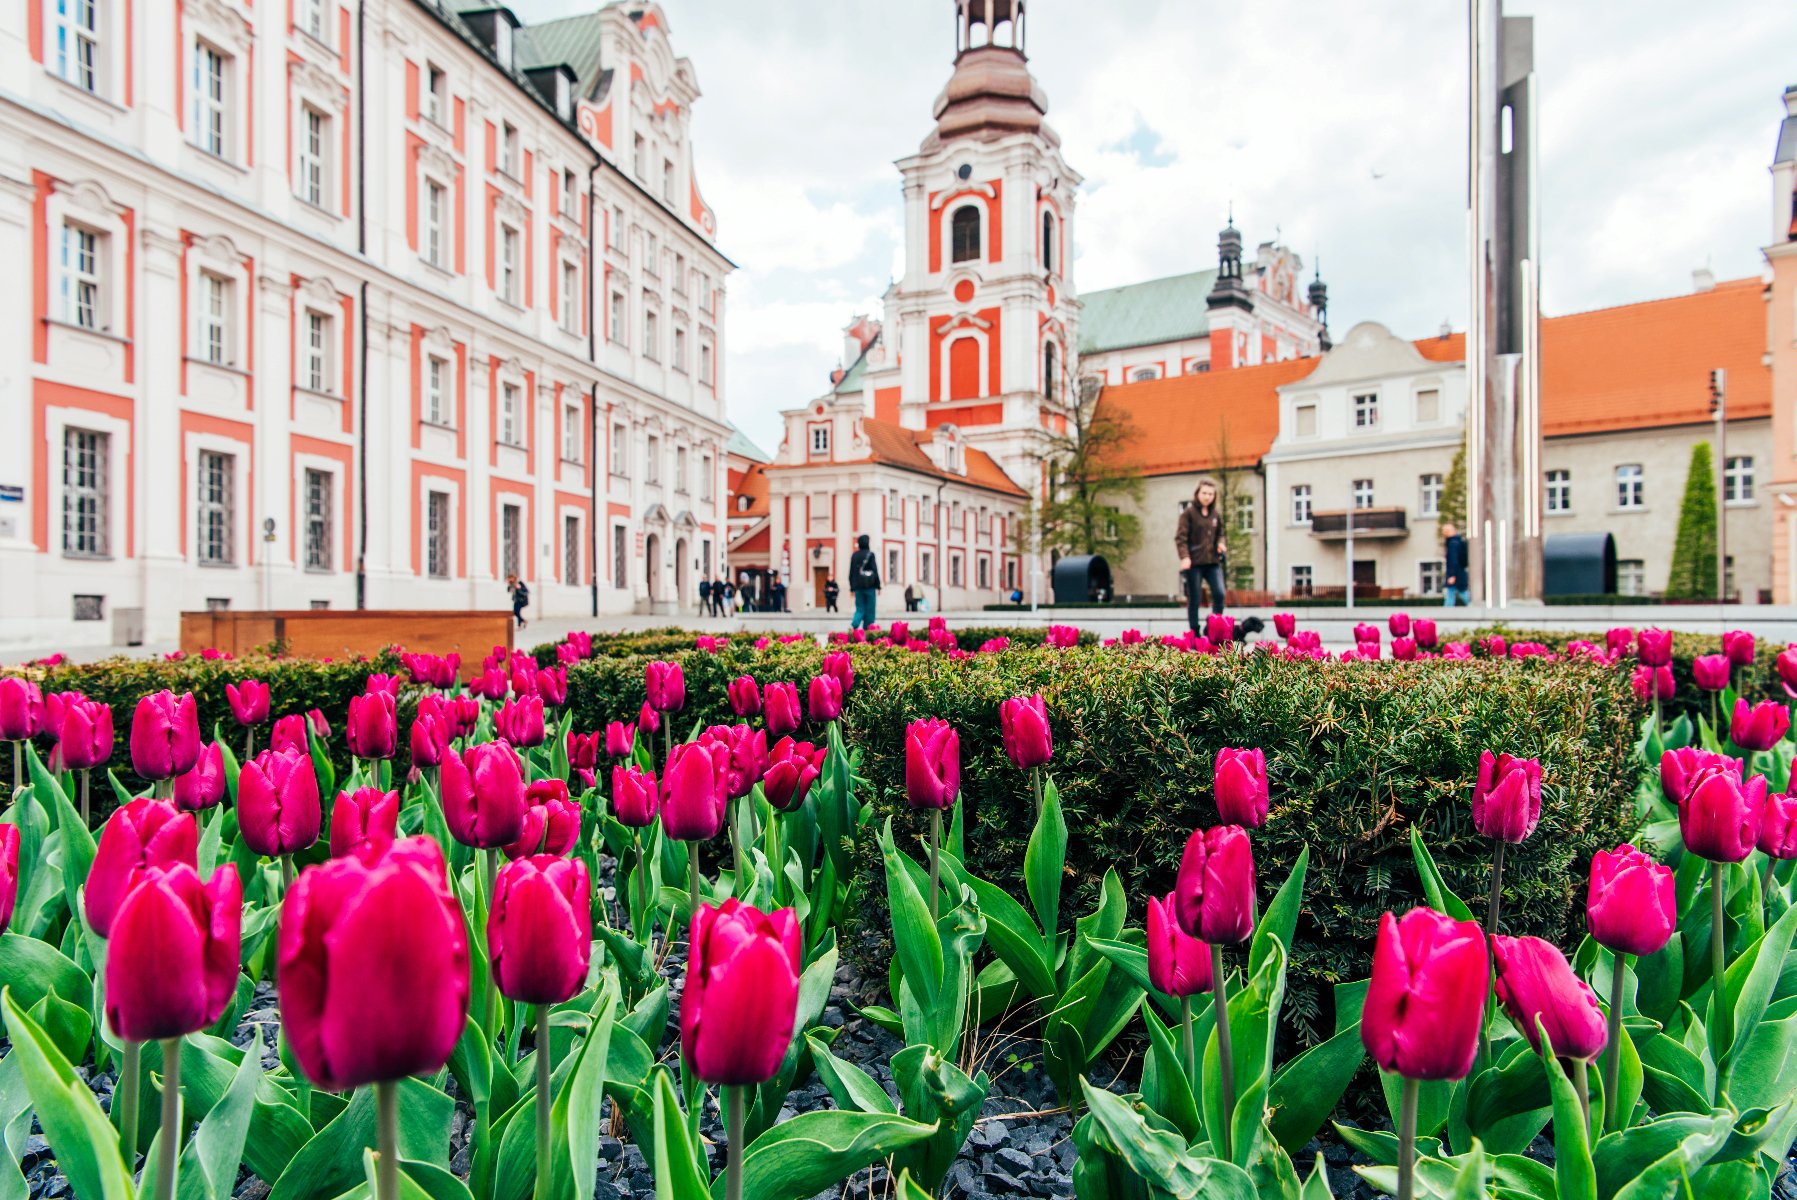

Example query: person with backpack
[698,576,713,617]
[847,534,881,630]
[508,574,530,629]
[824,577,840,613]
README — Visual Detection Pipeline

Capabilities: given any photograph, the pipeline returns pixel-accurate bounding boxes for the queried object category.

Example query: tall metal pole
[1344,498,1356,611]
[1713,369,1727,602]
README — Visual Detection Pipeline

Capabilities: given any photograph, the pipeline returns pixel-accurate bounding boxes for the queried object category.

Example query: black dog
[1232,615,1266,644]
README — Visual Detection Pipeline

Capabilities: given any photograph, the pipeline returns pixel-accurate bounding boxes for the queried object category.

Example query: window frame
[199,270,231,366]
[299,105,328,208]
[426,490,452,578]
[1352,479,1374,510]
[303,309,332,393]
[562,513,581,584]
[193,40,232,159]
[61,426,110,559]
[303,467,333,572]
[1545,468,1571,514]
[949,204,982,264]
[1290,484,1312,525]
[1418,473,1443,518]
[1614,463,1645,511]
[1725,455,1755,504]
[60,221,103,330]
[51,0,102,94]
[499,381,523,447]
[424,64,447,126]
[498,224,520,305]
[425,354,450,426]
[423,179,447,269]
[1290,565,1313,597]
[195,449,236,566]
[1352,392,1379,430]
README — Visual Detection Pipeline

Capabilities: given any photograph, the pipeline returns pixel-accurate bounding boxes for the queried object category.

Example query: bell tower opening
[957,0,1025,55]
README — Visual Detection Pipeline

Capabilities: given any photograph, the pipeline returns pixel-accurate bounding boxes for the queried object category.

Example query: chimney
[1693,267,1716,293]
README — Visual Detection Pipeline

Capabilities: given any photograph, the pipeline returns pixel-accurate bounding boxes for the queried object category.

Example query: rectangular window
[1415,388,1440,423]
[662,157,674,202]
[887,547,900,584]
[1006,559,1018,590]
[425,355,448,425]
[1726,455,1755,503]
[560,261,580,333]
[53,0,101,93]
[424,181,446,267]
[950,553,963,587]
[194,42,229,158]
[500,382,521,446]
[501,122,519,176]
[1233,493,1254,534]
[426,491,451,578]
[61,223,101,329]
[643,306,658,358]
[1615,463,1644,510]
[673,326,687,371]
[1353,479,1374,510]
[1419,560,1445,596]
[674,253,687,293]
[298,0,326,42]
[425,64,446,125]
[632,134,646,180]
[562,403,582,463]
[809,425,830,457]
[919,496,933,526]
[61,427,109,557]
[611,422,627,474]
[200,271,229,365]
[609,292,626,344]
[563,514,580,583]
[303,468,332,571]
[499,226,519,304]
[299,107,327,207]
[612,524,628,588]
[196,450,235,565]
[1418,473,1442,517]
[609,206,624,250]
[699,342,713,384]
[1290,485,1312,525]
[675,445,688,493]
[1545,468,1570,513]
[919,549,934,585]
[1353,392,1378,429]
[561,169,577,218]
[700,454,713,501]
[644,232,658,270]
[1294,403,1317,437]
[1617,558,1645,597]
[500,505,521,579]
[1290,565,1313,597]
[645,435,660,483]
[304,310,330,392]
[977,555,990,589]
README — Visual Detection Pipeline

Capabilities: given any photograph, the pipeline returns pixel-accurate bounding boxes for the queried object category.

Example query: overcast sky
[510,0,1793,456]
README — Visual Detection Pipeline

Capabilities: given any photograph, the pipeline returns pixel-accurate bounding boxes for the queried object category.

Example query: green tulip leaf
[175,1033,312,1185]
[1268,1012,1366,1155]
[27,993,92,1068]
[177,1032,263,1200]
[1410,829,1475,924]
[1720,898,1797,1081]
[1140,1003,1202,1143]
[552,982,616,1200]
[268,1078,454,1200]
[1084,935,1182,1025]
[890,1169,935,1200]
[1023,784,1066,945]
[649,1071,710,1200]
[804,1032,897,1115]
[951,863,1055,1002]
[29,745,94,927]
[1537,1031,1596,1200]
[1079,1080,1259,1200]
[1251,845,1309,978]
[1595,1111,1734,1200]
[0,934,91,1020]
[878,819,942,1009]
[1300,1155,1336,1199]
[722,1109,938,1200]
[0,989,133,1200]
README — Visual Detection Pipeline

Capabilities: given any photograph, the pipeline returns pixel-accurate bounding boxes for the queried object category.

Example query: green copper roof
[833,353,869,394]
[515,14,609,98]
[1077,269,1218,355]
[725,425,770,463]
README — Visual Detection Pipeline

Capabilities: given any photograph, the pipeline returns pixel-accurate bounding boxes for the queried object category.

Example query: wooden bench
[179,610,514,680]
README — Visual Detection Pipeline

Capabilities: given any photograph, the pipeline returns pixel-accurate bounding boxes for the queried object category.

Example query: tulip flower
[1391,638,1418,661]
[1205,613,1235,645]
[494,696,547,748]
[508,664,538,698]
[1758,792,1797,859]
[762,738,824,814]
[660,740,729,844]
[764,683,801,738]
[1605,627,1634,655]
[278,838,470,1134]
[1388,612,1411,638]
[1731,697,1790,752]
[807,675,843,723]
[470,667,508,701]
[1174,823,1254,1157]
[1587,843,1676,1130]
[1353,622,1380,646]
[1777,647,1797,699]
[727,675,762,718]
[346,691,399,762]
[1147,891,1211,1079]
[131,690,201,786]
[1636,628,1672,667]
[270,714,313,756]
[447,694,481,740]
[637,701,661,738]
[0,824,19,934]
[1675,750,1765,1043]
[1472,752,1542,846]
[86,798,199,938]
[489,855,591,1005]
[0,677,41,744]
[890,621,910,643]
[54,696,113,817]
[1693,654,1730,693]
[821,651,855,697]
[172,742,227,813]
[1272,612,1296,639]
[331,787,399,858]
[699,724,769,803]
[903,716,961,920]
[1483,636,1507,658]
[1723,629,1755,668]
[239,749,323,872]
[566,730,602,772]
[105,862,241,1042]
[605,721,637,758]
[535,667,568,707]
[1212,747,1270,828]
[411,699,451,770]
[1492,934,1608,1064]
[1000,694,1053,778]
[611,765,658,827]
[1363,906,1489,1081]
[503,781,581,859]
[440,742,528,851]
[645,660,686,712]
[226,679,270,732]
[1632,664,1674,704]
[1661,745,1738,804]
[1412,619,1439,649]
[682,898,800,1081]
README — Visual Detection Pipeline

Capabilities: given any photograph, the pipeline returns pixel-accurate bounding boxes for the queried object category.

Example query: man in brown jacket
[1175,479,1227,633]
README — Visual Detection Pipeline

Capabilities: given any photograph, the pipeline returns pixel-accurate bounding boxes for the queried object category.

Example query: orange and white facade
[1765,84,1797,603]
[0,0,732,648]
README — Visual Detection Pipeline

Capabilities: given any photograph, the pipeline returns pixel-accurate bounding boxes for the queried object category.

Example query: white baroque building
[0,0,733,648]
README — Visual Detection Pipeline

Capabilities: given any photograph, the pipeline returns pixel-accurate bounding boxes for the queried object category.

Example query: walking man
[1174,480,1227,635]
[848,534,881,630]
[507,574,530,629]
[698,575,713,617]
[1442,522,1470,607]
[824,576,841,613]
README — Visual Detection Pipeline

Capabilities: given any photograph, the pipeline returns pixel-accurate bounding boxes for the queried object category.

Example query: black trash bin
[1052,555,1113,604]
[1543,532,1616,597]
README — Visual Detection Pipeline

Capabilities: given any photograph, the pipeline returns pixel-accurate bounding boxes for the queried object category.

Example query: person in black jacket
[823,577,840,613]
[507,574,530,629]
[698,576,713,616]
[847,534,880,629]
[1442,522,1470,606]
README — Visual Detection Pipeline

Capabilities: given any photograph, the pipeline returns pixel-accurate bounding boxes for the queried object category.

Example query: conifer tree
[1666,441,1719,599]
[1439,441,1468,541]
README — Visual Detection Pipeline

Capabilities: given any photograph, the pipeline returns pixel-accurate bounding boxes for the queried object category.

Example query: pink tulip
[1391,638,1418,662]
[1632,665,1674,702]
[1272,613,1296,639]
[1492,934,1609,1060]
[1000,695,1053,771]
[681,899,800,1085]
[1692,655,1731,693]
[645,661,686,712]
[1205,614,1235,645]
[58,699,114,771]
[503,780,581,859]
[1353,622,1380,646]
[489,855,591,1005]
[494,696,547,748]
[821,651,855,697]
[130,690,201,781]
[171,742,227,812]
[807,675,843,723]
[660,741,729,842]
[1146,892,1212,998]
[605,721,636,758]
[1676,757,1764,863]
[1412,619,1439,649]
[0,825,17,933]
[763,738,824,813]
[1213,747,1269,828]
[1388,612,1411,638]
[1731,698,1790,752]
[1605,627,1635,656]
[0,679,42,742]
[1757,793,1797,859]
[226,680,270,726]
[566,731,602,772]
[728,676,762,718]
[86,798,199,938]
[346,691,398,761]
[699,724,768,801]
[1587,845,1676,956]
[440,743,527,850]
[1472,752,1543,844]
[1362,906,1488,1081]
[1174,825,1255,946]
[411,697,451,769]
[904,718,960,810]
[637,701,661,736]
[611,765,658,827]
[105,863,241,1041]
[765,683,801,738]
[239,749,323,858]
[330,787,399,858]
[1723,630,1755,668]
[1636,629,1672,668]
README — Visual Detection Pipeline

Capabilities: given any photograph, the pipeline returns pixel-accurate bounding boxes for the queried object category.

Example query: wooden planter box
[180,610,513,679]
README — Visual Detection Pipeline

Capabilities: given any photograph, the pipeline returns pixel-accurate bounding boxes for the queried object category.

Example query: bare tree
[1014,377,1145,562]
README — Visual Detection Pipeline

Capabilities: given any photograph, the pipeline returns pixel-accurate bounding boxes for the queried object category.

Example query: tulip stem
[534,1005,552,1200]
[1603,958,1627,1133]
[484,848,500,1037]
[79,769,90,826]
[1031,768,1043,821]
[1480,840,1507,1072]
[153,778,172,801]
[1210,943,1234,1162]
[1712,861,1729,1050]
[928,809,942,923]
[688,841,703,927]
[280,855,295,896]
[1572,1056,1591,1140]
[634,830,652,942]
[1486,840,1506,934]
[1180,995,1195,1084]
[10,743,19,797]
[375,1080,400,1200]
[117,1039,141,1161]
[244,728,254,763]
[154,1038,182,1200]
[1397,1076,1419,1200]
[726,1084,746,1200]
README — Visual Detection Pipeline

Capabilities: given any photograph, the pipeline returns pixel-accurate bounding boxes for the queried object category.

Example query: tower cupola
[1206,216,1252,312]
[1308,265,1330,349]
[924,0,1053,150]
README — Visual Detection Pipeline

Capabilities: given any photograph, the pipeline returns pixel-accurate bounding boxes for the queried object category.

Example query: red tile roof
[1094,356,1320,477]
[731,461,769,519]
[764,418,1029,498]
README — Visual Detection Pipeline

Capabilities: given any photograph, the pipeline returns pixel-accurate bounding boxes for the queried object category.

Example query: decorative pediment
[494,192,528,226]
[192,232,246,267]
[418,144,458,181]
[60,179,124,220]
[299,275,341,307]
[291,60,348,109]
[183,0,252,51]
[930,181,997,210]
[421,325,456,355]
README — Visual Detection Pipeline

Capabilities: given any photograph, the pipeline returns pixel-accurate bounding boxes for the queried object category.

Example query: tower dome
[923,0,1056,151]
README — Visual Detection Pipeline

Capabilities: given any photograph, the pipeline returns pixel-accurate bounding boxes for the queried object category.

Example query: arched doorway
[645,533,661,604]
[674,537,689,613]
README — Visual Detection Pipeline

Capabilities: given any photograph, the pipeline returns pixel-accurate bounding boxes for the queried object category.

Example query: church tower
[887,0,1082,490]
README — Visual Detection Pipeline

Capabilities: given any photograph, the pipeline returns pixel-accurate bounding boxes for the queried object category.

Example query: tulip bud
[346,691,399,761]
[999,695,1053,772]
[1483,636,1508,658]
[1631,665,1674,703]
[1471,751,1543,844]
[637,701,661,736]
[330,787,399,858]
[172,742,227,812]
[1587,844,1675,956]
[0,825,19,933]
[489,855,592,1004]
[535,668,569,707]
[411,699,451,770]
[1605,627,1635,655]
[728,676,762,718]
[660,741,729,842]
[1660,746,1735,804]
[763,738,824,813]
[1675,756,1763,863]
[494,696,547,748]
[605,721,637,758]
[1388,612,1411,638]
[1353,622,1380,646]
[1362,906,1488,1080]
[566,731,602,771]
[470,667,508,701]
[1692,654,1731,693]
[226,680,270,727]
[764,683,801,738]
[1175,825,1255,945]
[1412,619,1439,649]
[645,661,686,713]
[1146,892,1212,998]
[1213,747,1269,828]
[821,651,855,697]
[1757,791,1797,859]
[1723,630,1755,667]
[1732,698,1790,752]
[1636,628,1672,668]
[611,765,659,827]
[1205,614,1235,645]
[1491,934,1608,1060]
[1777,647,1797,699]
[904,718,960,810]
[130,690,201,781]
[0,679,42,742]
[446,693,479,740]
[700,724,768,801]
[503,781,581,859]
[681,899,801,1085]
[1391,638,1418,662]
[86,798,199,937]
[278,838,470,1091]
[57,699,114,771]
[1272,612,1296,639]
[105,863,241,1042]
[440,743,527,849]
[239,749,323,858]
[807,675,843,723]
[270,714,312,756]
[889,621,910,644]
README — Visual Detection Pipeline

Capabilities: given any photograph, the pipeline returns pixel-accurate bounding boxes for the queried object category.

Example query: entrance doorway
[645,533,661,603]
[813,566,829,609]
[1352,559,1376,600]
[675,537,689,611]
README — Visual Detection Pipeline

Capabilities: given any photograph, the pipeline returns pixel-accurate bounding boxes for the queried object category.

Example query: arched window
[1041,211,1055,272]
[950,205,982,263]
[1043,341,1058,401]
